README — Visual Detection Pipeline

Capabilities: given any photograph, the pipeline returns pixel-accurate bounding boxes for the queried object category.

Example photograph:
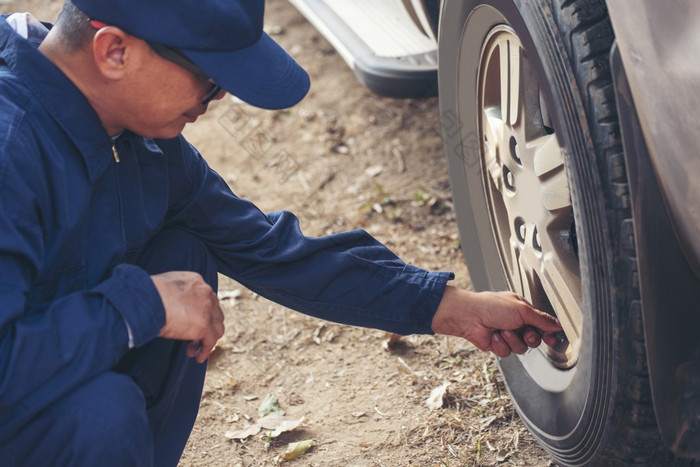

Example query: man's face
[117,41,225,139]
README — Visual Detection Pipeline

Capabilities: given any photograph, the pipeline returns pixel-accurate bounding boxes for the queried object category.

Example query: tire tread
[550,0,675,464]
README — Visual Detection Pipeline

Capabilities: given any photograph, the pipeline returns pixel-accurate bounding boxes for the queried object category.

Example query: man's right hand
[151,271,225,363]
[431,285,562,358]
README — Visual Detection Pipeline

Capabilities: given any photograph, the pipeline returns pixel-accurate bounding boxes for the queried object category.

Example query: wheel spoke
[517,243,540,304]
[541,170,572,211]
[498,36,521,126]
[508,42,521,127]
[483,109,505,190]
[532,134,563,177]
[518,234,541,276]
[508,233,525,296]
[528,133,572,211]
[540,255,582,341]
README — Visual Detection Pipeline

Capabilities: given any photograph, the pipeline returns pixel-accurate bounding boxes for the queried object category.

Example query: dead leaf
[210,339,223,353]
[259,393,285,417]
[396,357,416,375]
[312,323,326,344]
[268,415,305,438]
[364,165,383,177]
[258,413,290,430]
[224,415,305,440]
[426,381,450,410]
[217,289,241,300]
[282,439,314,460]
[480,415,497,430]
[381,332,401,350]
[496,449,511,462]
[224,423,262,440]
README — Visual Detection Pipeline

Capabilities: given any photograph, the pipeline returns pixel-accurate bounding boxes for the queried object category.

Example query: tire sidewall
[438,0,618,463]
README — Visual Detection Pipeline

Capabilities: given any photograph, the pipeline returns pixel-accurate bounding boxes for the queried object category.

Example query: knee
[70,372,153,455]
[137,228,218,290]
[12,372,154,466]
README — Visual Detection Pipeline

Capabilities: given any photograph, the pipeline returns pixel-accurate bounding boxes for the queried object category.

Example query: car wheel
[438,0,674,464]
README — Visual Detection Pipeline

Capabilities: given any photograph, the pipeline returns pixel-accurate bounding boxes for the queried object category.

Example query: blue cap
[72,0,310,109]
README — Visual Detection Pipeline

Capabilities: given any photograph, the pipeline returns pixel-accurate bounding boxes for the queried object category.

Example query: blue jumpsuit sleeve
[0,130,164,433]
[164,137,454,336]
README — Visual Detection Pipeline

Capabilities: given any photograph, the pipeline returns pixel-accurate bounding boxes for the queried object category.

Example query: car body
[289,0,700,464]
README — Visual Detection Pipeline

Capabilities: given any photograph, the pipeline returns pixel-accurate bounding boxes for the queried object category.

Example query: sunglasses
[89,20,224,106]
[146,42,223,105]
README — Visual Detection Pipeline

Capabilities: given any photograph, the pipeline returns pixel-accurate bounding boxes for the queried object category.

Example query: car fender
[611,42,700,458]
[607,0,700,275]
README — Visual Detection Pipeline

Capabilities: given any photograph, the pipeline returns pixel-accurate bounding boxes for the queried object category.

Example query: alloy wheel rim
[477,25,582,368]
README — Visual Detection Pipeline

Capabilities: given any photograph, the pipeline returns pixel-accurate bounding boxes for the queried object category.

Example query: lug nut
[505,169,515,189]
[519,223,527,242]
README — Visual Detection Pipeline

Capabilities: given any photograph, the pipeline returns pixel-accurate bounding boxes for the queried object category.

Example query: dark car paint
[607,1,700,276]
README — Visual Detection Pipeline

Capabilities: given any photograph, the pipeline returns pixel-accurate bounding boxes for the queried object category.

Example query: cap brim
[183,33,310,110]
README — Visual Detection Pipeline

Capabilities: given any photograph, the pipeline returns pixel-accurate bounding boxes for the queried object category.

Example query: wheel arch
[612,43,700,459]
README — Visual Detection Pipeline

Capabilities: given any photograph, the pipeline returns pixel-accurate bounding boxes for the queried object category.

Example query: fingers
[490,325,554,358]
[523,308,563,333]
[542,332,561,347]
[501,330,529,354]
[180,298,224,363]
[186,322,223,363]
[154,270,226,363]
[490,332,511,358]
[191,337,215,363]
[521,326,542,347]
[506,290,562,334]
[186,340,203,359]
[492,329,534,357]
[192,305,225,363]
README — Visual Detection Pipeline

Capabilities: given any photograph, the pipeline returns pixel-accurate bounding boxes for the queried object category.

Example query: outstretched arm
[431,285,562,358]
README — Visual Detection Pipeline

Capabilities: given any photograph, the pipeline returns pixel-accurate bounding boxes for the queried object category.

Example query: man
[0,0,561,465]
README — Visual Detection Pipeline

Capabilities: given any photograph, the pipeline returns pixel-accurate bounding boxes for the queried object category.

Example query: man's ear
[91,26,132,79]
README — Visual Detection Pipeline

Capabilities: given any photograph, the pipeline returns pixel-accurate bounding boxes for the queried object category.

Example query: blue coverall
[0,15,452,466]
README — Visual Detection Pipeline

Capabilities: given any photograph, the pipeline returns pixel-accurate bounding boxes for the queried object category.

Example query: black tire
[438,0,677,464]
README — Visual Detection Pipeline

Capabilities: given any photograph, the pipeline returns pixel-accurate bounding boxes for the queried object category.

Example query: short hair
[53,0,94,51]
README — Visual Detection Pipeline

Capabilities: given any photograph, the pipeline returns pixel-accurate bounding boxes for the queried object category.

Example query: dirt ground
[3,0,556,465]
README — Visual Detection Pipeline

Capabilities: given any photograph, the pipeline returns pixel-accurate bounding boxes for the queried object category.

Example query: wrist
[431,285,468,336]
